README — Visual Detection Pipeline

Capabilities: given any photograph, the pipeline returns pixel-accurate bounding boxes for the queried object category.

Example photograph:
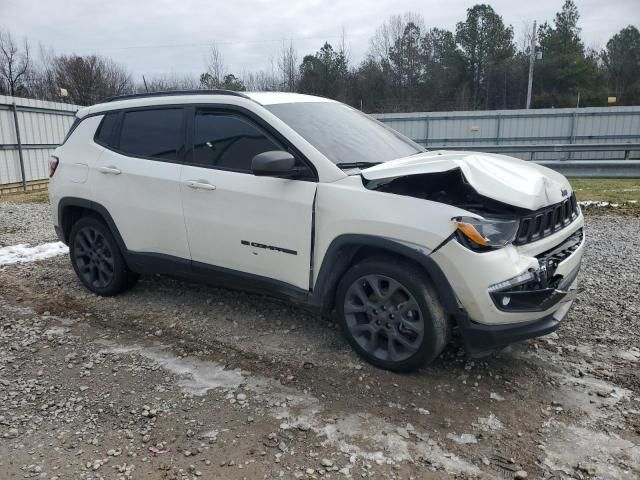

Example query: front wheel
[69,216,138,296]
[335,256,450,372]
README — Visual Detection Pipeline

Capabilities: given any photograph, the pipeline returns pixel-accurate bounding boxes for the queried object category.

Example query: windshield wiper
[335,161,381,169]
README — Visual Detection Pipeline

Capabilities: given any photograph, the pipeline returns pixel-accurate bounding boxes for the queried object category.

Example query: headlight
[453,216,519,250]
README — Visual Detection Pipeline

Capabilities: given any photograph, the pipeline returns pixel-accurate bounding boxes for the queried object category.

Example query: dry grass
[570,178,640,205]
[0,189,49,204]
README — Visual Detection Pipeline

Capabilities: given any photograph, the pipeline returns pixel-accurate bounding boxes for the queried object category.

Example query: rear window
[118,108,183,161]
[94,112,119,147]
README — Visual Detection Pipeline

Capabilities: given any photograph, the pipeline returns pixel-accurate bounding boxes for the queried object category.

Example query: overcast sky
[2,0,638,80]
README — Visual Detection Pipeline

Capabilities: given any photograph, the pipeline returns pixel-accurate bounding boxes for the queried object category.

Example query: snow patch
[0,242,68,266]
[578,200,619,208]
[474,414,503,432]
[44,326,70,336]
[97,341,244,394]
[95,339,481,475]
[447,433,478,444]
[542,421,640,479]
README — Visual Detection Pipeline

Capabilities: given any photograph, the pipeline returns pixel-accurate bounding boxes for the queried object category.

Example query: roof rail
[102,89,249,103]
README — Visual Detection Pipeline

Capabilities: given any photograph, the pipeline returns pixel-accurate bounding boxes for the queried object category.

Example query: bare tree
[338,26,351,65]
[243,56,279,91]
[32,53,133,105]
[278,39,298,91]
[368,13,425,64]
[139,73,200,92]
[0,30,31,96]
[204,44,226,87]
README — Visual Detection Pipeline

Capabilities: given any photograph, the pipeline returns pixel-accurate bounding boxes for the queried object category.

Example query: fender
[310,234,462,316]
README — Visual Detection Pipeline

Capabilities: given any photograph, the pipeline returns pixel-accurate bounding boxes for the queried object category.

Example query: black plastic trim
[455,300,573,356]
[57,198,127,250]
[103,89,249,103]
[57,197,309,305]
[309,234,461,315]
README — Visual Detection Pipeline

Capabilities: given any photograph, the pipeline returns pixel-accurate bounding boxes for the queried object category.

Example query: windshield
[266,102,424,166]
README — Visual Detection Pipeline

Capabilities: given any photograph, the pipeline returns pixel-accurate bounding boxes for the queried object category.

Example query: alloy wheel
[73,226,115,289]
[343,274,425,362]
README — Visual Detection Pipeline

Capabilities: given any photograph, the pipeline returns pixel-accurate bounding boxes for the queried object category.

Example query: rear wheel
[336,256,449,372]
[69,216,138,296]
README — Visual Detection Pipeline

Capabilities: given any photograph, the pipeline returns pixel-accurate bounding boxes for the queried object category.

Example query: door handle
[186,180,216,191]
[98,166,121,175]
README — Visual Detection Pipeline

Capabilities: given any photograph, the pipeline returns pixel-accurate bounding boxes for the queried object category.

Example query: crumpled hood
[361,150,572,211]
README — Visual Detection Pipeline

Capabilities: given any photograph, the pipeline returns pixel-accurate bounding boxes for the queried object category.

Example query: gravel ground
[0,202,639,479]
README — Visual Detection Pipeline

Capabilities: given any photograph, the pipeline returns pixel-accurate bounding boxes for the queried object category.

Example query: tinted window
[94,112,119,147]
[62,117,82,144]
[119,109,183,161]
[193,112,281,171]
[266,102,423,166]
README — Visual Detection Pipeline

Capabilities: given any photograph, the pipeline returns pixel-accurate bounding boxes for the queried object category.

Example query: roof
[78,91,334,118]
[244,92,335,105]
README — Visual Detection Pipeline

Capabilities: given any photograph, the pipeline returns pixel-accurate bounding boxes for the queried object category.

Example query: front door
[180,109,317,290]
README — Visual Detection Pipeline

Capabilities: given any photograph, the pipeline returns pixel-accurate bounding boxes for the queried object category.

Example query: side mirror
[251,150,296,177]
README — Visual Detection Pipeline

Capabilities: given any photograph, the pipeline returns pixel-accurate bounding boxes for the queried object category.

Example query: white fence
[0,95,78,187]
[1,95,639,188]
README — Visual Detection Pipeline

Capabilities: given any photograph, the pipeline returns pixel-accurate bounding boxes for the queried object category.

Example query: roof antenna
[142,75,149,92]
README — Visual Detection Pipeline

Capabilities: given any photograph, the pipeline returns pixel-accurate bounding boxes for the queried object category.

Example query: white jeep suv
[49,90,584,372]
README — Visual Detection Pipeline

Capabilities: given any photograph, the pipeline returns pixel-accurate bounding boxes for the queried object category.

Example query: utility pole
[526,20,537,109]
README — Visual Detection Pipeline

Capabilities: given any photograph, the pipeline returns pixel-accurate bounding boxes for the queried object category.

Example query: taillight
[48,156,59,177]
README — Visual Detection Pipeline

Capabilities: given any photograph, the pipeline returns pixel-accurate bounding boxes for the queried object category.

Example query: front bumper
[430,213,585,353]
[457,277,579,356]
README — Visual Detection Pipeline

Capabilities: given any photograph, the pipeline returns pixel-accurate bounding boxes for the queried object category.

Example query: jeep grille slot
[515,193,578,245]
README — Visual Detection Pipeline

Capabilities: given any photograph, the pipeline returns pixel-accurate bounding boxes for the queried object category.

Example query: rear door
[179,107,317,290]
[90,107,190,260]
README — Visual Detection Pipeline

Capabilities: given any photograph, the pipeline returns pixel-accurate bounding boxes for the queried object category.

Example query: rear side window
[193,112,281,172]
[62,117,82,145]
[118,108,183,161]
[94,112,119,147]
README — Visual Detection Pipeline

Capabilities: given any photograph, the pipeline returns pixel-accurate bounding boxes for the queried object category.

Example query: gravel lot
[0,201,639,479]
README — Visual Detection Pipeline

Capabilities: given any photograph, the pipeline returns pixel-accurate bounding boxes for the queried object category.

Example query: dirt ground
[0,202,639,480]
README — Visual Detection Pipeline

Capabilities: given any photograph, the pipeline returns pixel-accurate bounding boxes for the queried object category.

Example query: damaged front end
[365,168,527,218]
[362,155,584,323]
[489,228,584,312]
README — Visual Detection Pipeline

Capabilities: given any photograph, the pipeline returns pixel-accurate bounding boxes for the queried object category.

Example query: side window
[62,116,82,145]
[193,112,282,172]
[119,108,183,161]
[94,112,119,147]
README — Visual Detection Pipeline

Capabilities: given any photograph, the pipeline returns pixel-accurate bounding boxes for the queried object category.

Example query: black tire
[69,216,138,296]
[335,256,449,372]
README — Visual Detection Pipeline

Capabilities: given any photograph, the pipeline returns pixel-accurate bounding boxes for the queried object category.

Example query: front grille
[536,228,584,280]
[514,193,579,245]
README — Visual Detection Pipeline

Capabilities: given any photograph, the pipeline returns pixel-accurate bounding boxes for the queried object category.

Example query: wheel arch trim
[58,197,128,255]
[311,234,461,315]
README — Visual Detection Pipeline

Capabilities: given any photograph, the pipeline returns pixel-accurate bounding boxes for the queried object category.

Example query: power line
[62,32,371,53]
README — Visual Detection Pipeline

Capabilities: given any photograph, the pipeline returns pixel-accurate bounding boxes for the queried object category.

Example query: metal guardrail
[426,142,639,155]
[424,143,640,177]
